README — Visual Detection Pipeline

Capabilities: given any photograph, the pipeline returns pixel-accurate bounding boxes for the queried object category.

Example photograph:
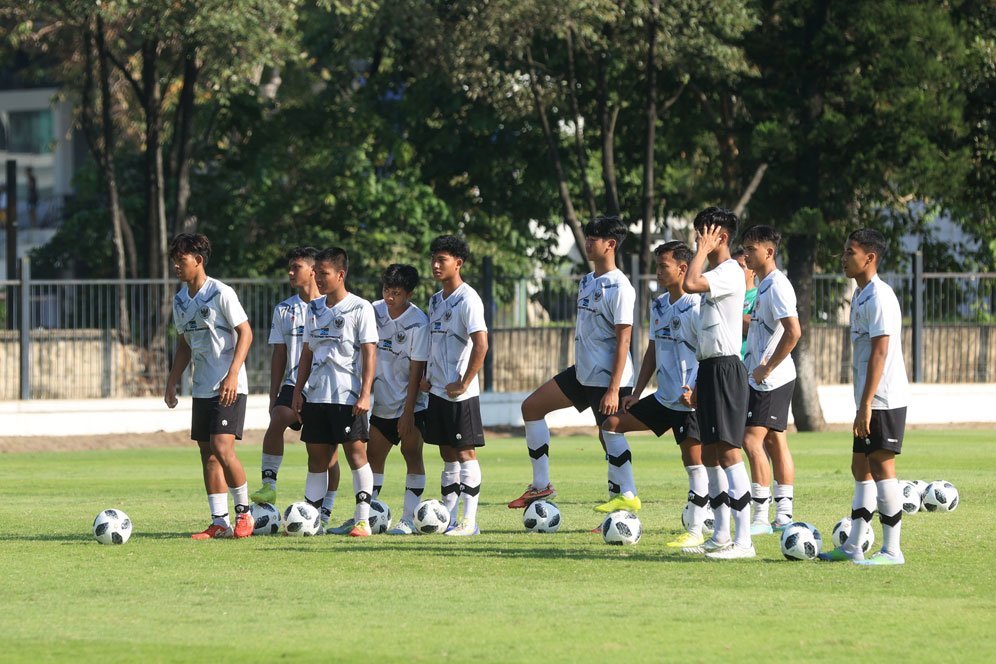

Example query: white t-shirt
[650,292,700,411]
[574,269,635,387]
[426,282,488,403]
[697,258,746,360]
[745,270,798,391]
[172,277,249,398]
[267,294,311,388]
[850,275,910,410]
[302,293,378,405]
[372,300,430,418]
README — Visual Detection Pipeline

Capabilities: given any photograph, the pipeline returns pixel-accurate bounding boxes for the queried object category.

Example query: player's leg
[764,430,795,530]
[251,403,297,504]
[860,449,903,564]
[705,442,756,559]
[668,436,709,548]
[446,446,481,536]
[367,421,394,499]
[192,440,234,539]
[683,442,733,553]
[389,419,426,534]
[304,442,333,516]
[820,452,876,561]
[208,432,253,538]
[743,425,773,535]
[510,376,575,508]
[340,437,374,537]
[595,410,647,513]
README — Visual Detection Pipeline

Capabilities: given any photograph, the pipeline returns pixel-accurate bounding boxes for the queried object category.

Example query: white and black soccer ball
[913,480,930,498]
[283,502,321,536]
[923,481,959,512]
[780,525,819,560]
[681,502,715,536]
[369,499,392,534]
[899,481,922,514]
[830,517,875,553]
[93,508,132,545]
[413,499,451,534]
[523,500,562,533]
[601,510,642,546]
[250,502,281,535]
[780,521,823,553]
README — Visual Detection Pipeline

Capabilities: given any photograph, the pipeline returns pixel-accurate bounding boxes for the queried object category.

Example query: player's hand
[419,378,431,392]
[219,373,239,407]
[164,384,178,409]
[853,404,872,439]
[752,362,770,385]
[445,381,467,399]
[353,394,371,417]
[695,223,724,255]
[680,385,695,408]
[599,389,619,416]
[620,394,639,412]
[291,392,304,424]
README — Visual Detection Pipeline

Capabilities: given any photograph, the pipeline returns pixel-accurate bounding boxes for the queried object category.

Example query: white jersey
[745,270,798,391]
[650,292,700,411]
[697,258,746,360]
[372,300,430,418]
[172,277,249,398]
[850,275,910,410]
[267,294,311,388]
[574,269,635,388]
[302,293,378,405]
[426,282,488,403]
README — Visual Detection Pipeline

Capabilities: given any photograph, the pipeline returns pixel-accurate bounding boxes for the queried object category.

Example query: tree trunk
[640,0,659,276]
[596,29,620,217]
[170,48,198,235]
[565,27,597,219]
[787,233,826,431]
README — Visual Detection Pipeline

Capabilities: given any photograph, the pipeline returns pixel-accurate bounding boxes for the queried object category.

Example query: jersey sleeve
[464,292,488,335]
[218,286,249,328]
[267,305,285,345]
[866,290,891,339]
[411,317,430,362]
[769,277,798,320]
[703,260,740,299]
[304,306,319,351]
[610,281,635,326]
[357,302,379,344]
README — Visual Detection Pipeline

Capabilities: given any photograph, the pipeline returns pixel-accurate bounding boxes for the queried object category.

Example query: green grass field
[2,429,995,663]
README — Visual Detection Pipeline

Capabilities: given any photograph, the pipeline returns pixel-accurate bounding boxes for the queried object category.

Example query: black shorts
[696,356,749,447]
[191,395,246,442]
[746,380,795,432]
[300,402,370,445]
[626,394,700,444]
[274,384,304,431]
[553,365,634,427]
[421,394,485,448]
[370,411,428,446]
[853,407,907,455]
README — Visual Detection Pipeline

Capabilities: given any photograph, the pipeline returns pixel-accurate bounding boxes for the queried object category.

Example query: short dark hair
[741,225,782,248]
[382,264,420,292]
[430,235,470,262]
[287,246,318,263]
[653,240,693,265]
[315,247,348,272]
[731,247,746,260]
[848,228,888,266]
[583,215,627,248]
[169,233,211,265]
[692,206,739,245]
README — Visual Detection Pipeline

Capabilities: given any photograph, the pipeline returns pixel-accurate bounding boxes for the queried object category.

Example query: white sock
[322,490,337,520]
[372,472,385,499]
[751,482,771,524]
[685,464,708,534]
[230,483,249,516]
[726,463,752,547]
[305,471,328,508]
[459,460,482,526]
[524,419,551,488]
[845,480,877,552]
[706,466,731,544]
[773,482,794,524]
[876,478,903,556]
[352,464,373,522]
[603,430,636,497]
[208,493,230,527]
[441,462,461,523]
[261,453,282,487]
[404,474,426,520]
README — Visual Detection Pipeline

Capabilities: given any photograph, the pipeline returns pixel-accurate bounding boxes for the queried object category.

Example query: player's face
[431,253,461,282]
[655,252,684,289]
[841,240,873,278]
[584,235,613,260]
[314,260,345,295]
[382,286,412,309]
[741,242,768,272]
[172,253,200,283]
[287,259,315,289]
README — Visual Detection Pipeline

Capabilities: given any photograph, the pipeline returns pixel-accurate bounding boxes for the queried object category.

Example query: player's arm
[854,335,889,438]
[218,321,252,407]
[445,331,488,399]
[623,341,655,411]
[751,316,801,385]
[269,344,287,411]
[399,359,426,441]
[291,345,313,423]
[599,323,632,415]
[683,224,723,294]
[354,342,376,416]
[164,335,191,409]
[742,311,751,336]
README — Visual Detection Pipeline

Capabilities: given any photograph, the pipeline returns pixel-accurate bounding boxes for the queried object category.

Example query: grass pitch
[2,429,995,663]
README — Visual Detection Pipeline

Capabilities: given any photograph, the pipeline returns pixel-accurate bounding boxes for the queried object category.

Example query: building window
[5,110,54,154]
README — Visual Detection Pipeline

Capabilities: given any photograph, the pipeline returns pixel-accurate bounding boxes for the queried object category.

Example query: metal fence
[2,257,994,400]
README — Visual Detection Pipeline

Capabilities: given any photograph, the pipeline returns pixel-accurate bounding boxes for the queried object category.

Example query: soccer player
[820,229,910,565]
[680,206,753,559]
[164,233,255,539]
[739,225,801,535]
[422,235,488,536]
[600,241,706,547]
[291,248,378,537]
[508,216,636,514]
[733,247,757,359]
[367,264,430,536]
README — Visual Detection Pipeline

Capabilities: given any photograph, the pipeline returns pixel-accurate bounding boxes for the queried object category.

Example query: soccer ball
[681,502,715,535]
[369,499,392,534]
[414,499,451,534]
[899,481,922,514]
[923,481,959,512]
[830,517,875,552]
[250,502,281,535]
[93,509,132,545]
[283,502,321,536]
[601,511,642,546]
[913,480,929,498]
[780,521,823,554]
[523,500,562,533]
[780,526,819,560]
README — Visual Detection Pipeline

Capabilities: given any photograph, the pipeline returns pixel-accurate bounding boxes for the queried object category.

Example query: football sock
[707,465,731,543]
[261,453,282,487]
[726,463,752,547]
[459,460,482,525]
[352,464,373,523]
[322,490,337,520]
[773,482,794,523]
[230,483,250,515]
[751,482,771,524]
[876,478,903,555]
[372,473,384,499]
[524,419,551,488]
[208,493,230,527]
[404,473,426,520]
[305,471,328,509]
[603,430,636,497]
[441,462,461,523]
[844,480,877,552]
[685,464,708,534]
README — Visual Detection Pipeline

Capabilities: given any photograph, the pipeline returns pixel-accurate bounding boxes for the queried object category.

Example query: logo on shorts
[455,433,463,441]
[199,306,210,318]
[444,310,452,322]
[333,316,345,329]
[748,411,753,418]
[221,419,228,426]
[345,426,351,434]
[396,331,406,343]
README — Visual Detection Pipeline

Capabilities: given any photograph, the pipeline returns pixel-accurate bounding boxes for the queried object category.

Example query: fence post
[482,255,494,392]
[912,251,924,382]
[19,255,30,399]
[630,254,642,369]
[5,159,17,331]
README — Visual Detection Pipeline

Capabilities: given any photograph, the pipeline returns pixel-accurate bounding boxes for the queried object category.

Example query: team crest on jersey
[396,331,406,343]
[444,310,452,322]
[671,317,681,329]
[199,306,209,318]
[593,288,603,302]
[333,316,345,329]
